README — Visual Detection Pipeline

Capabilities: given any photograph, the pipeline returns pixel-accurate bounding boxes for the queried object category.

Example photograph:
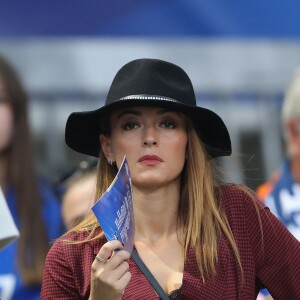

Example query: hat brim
[65,99,231,159]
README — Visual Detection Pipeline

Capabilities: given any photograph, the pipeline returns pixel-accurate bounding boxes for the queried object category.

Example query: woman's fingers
[89,240,131,300]
[94,240,124,263]
[112,269,131,291]
[92,251,130,281]
[109,260,130,281]
[105,250,130,269]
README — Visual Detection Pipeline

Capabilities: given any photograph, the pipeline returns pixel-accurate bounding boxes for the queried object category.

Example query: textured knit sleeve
[41,239,82,299]
[242,188,300,299]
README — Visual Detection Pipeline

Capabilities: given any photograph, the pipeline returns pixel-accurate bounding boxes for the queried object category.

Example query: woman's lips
[138,155,163,165]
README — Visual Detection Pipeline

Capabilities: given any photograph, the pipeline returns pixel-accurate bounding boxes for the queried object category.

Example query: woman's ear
[99,134,112,160]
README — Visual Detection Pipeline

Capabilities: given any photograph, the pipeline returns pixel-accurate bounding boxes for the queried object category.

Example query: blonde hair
[180,121,242,278]
[66,120,242,280]
[282,69,300,149]
[282,69,300,123]
[64,151,115,231]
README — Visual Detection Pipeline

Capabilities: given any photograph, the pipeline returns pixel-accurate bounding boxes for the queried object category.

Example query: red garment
[41,185,300,299]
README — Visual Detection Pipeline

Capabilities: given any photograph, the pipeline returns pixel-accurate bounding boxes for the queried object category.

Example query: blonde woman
[41,59,300,299]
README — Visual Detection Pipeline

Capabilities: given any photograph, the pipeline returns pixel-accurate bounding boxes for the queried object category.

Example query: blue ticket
[92,156,134,253]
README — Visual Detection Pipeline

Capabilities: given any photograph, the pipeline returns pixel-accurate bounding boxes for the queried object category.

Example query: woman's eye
[122,122,139,130]
[161,120,176,129]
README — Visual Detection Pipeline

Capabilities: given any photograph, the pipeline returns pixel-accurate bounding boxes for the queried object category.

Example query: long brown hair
[0,56,49,285]
[66,116,243,280]
[179,120,242,279]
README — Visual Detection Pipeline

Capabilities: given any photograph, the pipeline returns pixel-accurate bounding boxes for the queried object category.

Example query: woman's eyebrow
[116,110,141,119]
[157,109,183,118]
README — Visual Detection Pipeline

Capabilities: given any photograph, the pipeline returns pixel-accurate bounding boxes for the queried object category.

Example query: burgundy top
[41,185,300,299]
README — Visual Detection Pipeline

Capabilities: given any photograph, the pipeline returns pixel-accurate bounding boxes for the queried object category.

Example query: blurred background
[1,0,300,190]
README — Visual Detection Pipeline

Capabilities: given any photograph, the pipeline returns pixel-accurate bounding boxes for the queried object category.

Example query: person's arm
[41,239,81,299]
[244,192,300,299]
[41,237,131,300]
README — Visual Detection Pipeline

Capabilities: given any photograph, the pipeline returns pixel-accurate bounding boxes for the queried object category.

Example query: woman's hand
[89,240,131,300]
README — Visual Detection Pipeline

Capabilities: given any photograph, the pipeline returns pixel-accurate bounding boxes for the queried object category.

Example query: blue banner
[1,1,300,38]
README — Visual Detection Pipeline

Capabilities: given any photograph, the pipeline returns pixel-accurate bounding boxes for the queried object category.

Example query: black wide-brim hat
[65,58,231,158]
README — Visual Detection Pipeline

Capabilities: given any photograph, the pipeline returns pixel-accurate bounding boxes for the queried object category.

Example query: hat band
[119,94,179,103]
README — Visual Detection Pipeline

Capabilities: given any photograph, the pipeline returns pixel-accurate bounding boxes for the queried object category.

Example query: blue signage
[92,157,134,253]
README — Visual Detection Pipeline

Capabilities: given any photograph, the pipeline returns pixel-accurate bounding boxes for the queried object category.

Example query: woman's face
[100,106,188,189]
[0,80,14,152]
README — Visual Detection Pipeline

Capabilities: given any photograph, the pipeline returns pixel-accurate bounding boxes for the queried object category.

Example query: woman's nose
[143,127,158,146]
[144,139,157,146]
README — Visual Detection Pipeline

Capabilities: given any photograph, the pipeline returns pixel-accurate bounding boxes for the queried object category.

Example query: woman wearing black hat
[41,59,300,299]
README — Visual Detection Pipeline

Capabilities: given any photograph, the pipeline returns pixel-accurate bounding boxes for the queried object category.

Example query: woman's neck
[133,183,181,244]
